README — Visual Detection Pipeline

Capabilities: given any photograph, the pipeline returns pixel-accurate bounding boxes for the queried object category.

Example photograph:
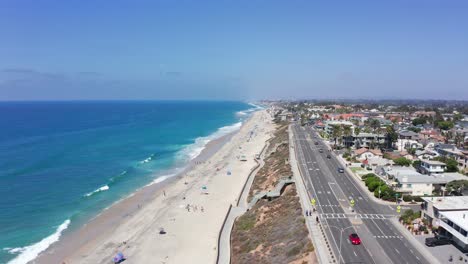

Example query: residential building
[383,167,466,196]
[420,159,446,175]
[353,148,383,160]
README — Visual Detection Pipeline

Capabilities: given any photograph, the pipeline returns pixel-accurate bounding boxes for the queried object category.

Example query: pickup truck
[425,236,451,247]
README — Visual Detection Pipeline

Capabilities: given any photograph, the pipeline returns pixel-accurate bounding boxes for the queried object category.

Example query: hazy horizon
[1,1,467,101]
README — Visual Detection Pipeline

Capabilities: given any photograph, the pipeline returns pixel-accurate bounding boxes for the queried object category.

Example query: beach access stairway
[247,176,294,209]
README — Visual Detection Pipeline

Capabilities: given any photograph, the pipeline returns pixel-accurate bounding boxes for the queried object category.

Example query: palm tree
[332,125,343,147]
[343,125,352,147]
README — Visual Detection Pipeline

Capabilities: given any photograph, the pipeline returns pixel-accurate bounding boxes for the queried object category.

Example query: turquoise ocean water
[0,101,256,264]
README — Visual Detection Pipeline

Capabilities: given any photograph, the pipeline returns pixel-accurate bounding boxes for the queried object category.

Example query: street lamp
[322,224,355,264]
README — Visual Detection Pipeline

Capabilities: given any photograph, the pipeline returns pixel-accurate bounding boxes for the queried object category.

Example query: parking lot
[416,234,468,263]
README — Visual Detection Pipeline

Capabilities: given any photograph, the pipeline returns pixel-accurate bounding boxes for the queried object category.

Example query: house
[422,196,468,250]
[420,159,446,175]
[396,139,423,151]
[353,148,383,160]
[398,130,419,140]
[386,167,433,196]
[415,149,438,160]
[385,167,466,196]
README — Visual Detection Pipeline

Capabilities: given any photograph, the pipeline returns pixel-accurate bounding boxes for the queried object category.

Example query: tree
[385,125,398,149]
[446,180,468,195]
[354,127,361,136]
[437,121,454,131]
[446,158,459,172]
[413,160,422,170]
[369,119,381,132]
[343,125,352,147]
[331,125,343,147]
[407,127,421,133]
[394,157,412,166]
[412,117,427,126]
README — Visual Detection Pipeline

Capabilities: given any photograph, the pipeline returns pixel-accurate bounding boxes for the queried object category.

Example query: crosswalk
[319,213,394,219]
[373,235,403,239]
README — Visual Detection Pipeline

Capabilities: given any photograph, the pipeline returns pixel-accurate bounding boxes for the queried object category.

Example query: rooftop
[421,159,446,166]
[422,196,468,211]
[388,167,466,184]
[440,211,468,232]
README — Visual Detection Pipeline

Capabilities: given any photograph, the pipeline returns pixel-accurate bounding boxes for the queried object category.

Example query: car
[326,154,331,159]
[425,236,451,247]
[349,233,361,245]
[314,142,318,145]
[319,149,323,153]
[337,168,344,173]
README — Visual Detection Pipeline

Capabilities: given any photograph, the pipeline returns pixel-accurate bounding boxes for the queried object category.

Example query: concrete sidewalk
[289,125,335,264]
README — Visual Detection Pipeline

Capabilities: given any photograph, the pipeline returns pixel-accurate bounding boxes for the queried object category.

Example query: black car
[425,237,451,247]
[314,142,319,145]
[326,154,331,159]
[337,168,344,173]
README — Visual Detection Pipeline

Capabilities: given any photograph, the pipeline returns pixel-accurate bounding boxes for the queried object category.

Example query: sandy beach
[35,110,274,264]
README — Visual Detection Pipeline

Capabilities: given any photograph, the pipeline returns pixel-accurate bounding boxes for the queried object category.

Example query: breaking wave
[5,219,71,264]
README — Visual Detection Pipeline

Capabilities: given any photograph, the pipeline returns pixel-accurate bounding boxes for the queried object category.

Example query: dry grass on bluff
[232,125,316,264]
[231,186,315,264]
[248,125,291,201]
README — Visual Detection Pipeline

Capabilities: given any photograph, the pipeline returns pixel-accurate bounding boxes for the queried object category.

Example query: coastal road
[292,124,429,264]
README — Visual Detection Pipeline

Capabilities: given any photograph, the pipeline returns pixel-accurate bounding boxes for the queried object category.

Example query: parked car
[337,168,344,173]
[326,154,331,159]
[314,142,319,145]
[349,233,361,245]
[319,149,323,153]
[425,237,451,247]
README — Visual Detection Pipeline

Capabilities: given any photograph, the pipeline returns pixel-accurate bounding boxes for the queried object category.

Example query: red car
[349,233,361,245]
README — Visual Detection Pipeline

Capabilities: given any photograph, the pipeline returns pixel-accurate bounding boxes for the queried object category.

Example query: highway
[292,124,429,264]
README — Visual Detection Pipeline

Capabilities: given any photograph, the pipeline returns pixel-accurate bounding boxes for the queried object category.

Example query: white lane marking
[395,249,400,254]
[416,256,420,260]
[353,251,357,257]
[410,249,414,254]
[388,205,394,210]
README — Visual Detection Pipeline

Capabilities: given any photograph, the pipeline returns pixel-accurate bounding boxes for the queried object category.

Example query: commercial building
[422,197,468,249]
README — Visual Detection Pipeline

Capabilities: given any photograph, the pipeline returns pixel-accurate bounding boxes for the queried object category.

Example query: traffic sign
[311,198,316,206]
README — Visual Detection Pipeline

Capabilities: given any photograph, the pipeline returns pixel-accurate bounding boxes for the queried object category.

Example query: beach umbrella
[113,252,124,263]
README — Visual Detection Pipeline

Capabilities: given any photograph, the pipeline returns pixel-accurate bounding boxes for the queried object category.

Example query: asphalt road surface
[292,124,429,264]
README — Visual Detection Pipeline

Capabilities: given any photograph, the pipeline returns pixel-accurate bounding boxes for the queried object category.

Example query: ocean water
[0,101,257,264]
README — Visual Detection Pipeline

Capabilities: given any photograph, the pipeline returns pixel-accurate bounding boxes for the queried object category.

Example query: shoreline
[34,110,273,264]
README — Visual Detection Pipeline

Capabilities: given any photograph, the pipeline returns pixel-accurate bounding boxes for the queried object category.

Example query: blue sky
[0,0,467,100]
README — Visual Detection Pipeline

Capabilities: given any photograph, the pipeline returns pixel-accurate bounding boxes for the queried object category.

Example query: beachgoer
[316,216,319,223]
[163,190,166,197]
[201,206,204,212]
[305,210,309,216]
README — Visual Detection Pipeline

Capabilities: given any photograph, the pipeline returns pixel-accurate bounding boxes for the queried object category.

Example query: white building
[420,159,446,175]
[422,197,468,249]
[384,167,466,196]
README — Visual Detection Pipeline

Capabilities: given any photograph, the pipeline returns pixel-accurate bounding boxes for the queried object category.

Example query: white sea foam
[6,219,71,264]
[84,185,110,197]
[139,154,155,164]
[178,122,242,161]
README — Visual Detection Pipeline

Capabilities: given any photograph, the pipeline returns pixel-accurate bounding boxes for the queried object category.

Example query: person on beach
[201,206,204,212]
[163,190,166,197]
